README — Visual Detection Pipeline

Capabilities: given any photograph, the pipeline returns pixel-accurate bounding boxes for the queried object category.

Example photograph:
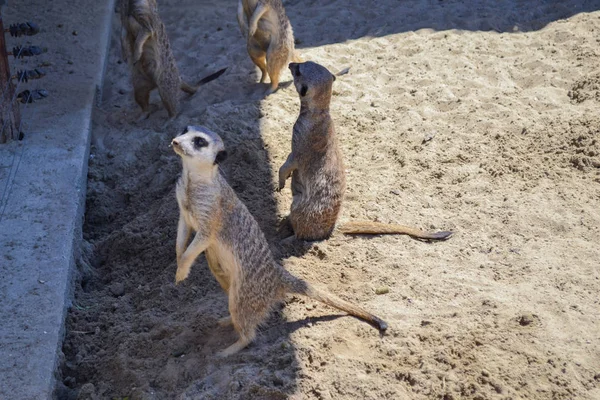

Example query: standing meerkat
[172,126,387,356]
[120,0,226,119]
[237,0,301,94]
[278,61,453,242]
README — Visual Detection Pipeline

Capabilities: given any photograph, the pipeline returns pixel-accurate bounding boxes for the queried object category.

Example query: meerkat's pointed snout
[171,137,185,156]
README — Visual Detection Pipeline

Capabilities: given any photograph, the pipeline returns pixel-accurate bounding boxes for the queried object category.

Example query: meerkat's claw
[175,268,189,284]
[136,110,151,123]
[217,316,233,327]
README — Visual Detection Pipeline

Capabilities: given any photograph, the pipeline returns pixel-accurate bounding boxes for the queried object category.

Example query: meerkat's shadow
[247,80,294,100]
[274,216,323,258]
[281,314,344,334]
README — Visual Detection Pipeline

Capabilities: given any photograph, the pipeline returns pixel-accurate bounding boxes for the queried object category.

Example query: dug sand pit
[61,1,600,399]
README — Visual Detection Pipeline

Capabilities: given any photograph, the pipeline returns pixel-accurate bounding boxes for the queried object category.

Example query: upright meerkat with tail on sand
[237,0,301,94]
[278,61,454,242]
[120,0,226,119]
[172,125,387,356]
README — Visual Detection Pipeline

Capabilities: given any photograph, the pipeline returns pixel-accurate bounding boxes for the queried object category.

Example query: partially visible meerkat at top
[172,126,387,356]
[120,0,226,120]
[278,61,454,242]
[237,0,301,94]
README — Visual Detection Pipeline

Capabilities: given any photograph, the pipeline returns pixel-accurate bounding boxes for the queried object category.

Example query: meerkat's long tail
[180,67,228,94]
[282,271,388,332]
[338,220,453,241]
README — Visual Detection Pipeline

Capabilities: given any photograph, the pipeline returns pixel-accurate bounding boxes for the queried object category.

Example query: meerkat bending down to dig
[237,0,300,94]
[278,61,453,242]
[120,0,226,119]
[172,126,387,356]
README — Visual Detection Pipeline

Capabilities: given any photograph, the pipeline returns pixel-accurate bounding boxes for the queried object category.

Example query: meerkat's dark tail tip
[197,67,228,86]
[373,316,388,332]
[431,231,453,240]
[336,66,351,76]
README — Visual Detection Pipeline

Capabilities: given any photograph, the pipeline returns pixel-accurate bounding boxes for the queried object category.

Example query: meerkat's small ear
[331,74,336,81]
[215,150,228,164]
[300,84,308,96]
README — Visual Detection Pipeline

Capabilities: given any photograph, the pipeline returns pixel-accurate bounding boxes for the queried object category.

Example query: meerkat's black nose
[172,139,179,146]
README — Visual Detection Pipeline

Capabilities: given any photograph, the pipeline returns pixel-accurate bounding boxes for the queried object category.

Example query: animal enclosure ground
[60,0,600,399]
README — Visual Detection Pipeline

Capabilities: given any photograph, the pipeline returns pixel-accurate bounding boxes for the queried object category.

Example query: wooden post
[0,6,21,143]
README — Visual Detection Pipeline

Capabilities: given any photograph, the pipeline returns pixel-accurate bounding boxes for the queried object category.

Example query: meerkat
[278,61,453,242]
[120,0,226,119]
[172,126,387,356]
[237,0,301,94]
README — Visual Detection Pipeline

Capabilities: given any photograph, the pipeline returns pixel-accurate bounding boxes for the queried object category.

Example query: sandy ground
[60,0,600,399]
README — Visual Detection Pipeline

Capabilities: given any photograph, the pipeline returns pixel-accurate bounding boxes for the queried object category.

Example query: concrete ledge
[0,0,115,398]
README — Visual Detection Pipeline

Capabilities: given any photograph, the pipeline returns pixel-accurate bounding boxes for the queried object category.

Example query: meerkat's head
[289,61,335,107]
[171,125,227,171]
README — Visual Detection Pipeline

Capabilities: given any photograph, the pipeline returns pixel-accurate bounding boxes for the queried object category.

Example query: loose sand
[61,0,600,399]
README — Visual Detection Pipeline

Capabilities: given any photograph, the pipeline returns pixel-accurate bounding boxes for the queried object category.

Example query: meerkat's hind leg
[218,335,255,357]
[205,247,230,293]
[218,314,258,357]
[158,84,179,119]
[265,67,282,94]
[132,68,155,119]
[133,86,153,121]
[248,43,267,83]
[218,291,269,356]
[265,47,288,94]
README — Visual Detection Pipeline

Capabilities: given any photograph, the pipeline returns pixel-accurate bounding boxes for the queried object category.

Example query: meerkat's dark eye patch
[214,150,228,164]
[300,84,308,96]
[193,136,208,149]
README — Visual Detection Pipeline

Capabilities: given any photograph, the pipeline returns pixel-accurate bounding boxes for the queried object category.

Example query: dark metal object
[9,45,47,58]
[7,22,40,37]
[13,68,46,83]
[17,89,48,104]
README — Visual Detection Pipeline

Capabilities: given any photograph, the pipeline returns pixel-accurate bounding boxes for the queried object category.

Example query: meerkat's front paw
[132,50,142,66]
[277,173,287,191]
